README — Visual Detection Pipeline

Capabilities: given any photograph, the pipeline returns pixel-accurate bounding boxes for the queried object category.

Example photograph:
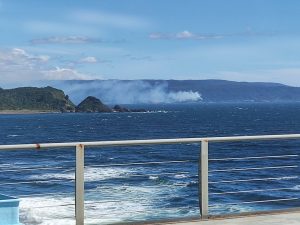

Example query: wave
[29,167,134,182]
[20,189,198,225]
[149,175,159,180]
[129,110,169,114]
[209,203,254,214]
[174,174,188,179]
[292,185,300,190]
[20,196,75,225]
[7,134,22,137]
[19,183,170,224]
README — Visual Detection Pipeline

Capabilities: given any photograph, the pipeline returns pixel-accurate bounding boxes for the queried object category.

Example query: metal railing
[1,133,300,224]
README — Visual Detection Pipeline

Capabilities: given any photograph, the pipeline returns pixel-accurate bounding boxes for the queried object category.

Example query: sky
[1,0,300,86]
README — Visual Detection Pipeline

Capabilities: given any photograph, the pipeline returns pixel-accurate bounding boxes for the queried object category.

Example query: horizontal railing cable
[209,154,299,161]
[123,172,190,178]
[210,187,299,195]
[86,160,197,167]
[209,176,298,184]
[2,166,73,173]
[209,165,298,173]
[0,179,74,186]
[209,198,300,207]
[6,163,295,174]
[19,192,73,198]
[29,203,75,209]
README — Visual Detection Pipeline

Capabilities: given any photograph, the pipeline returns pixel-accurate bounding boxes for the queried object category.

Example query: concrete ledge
[166,211,300,225]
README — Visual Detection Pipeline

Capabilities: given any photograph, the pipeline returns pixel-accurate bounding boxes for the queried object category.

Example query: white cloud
[149,33,163,39]
[149,31,223,40]
[42,67,94,80]
[24,10,150,37]
[70,10,150,29]
[176,31,194,39]
[0,48,49,69]
[11,48,28,56]
[23,20,100,36]
[38,55,50,62]
[79,56,97,63]
[31,36,102,45]
[149,29,273,40]
[0,48,94,83]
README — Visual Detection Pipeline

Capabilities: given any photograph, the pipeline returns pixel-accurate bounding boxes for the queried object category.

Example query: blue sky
[1,0,300,86]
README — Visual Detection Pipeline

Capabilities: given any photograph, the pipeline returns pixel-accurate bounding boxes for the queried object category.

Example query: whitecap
[19,180,197,224]
[292,185,300,190]
[174,174,188,179]
[149,175,159,180]
[156,110,168,113]
[7,134,21,137]
[20,196,75,225]
[28,167,133,182]
[209,203,253,214]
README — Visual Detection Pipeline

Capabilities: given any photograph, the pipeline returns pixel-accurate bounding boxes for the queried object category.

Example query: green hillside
[0,86,75,112]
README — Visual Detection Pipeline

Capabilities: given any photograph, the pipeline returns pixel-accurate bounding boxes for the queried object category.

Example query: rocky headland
[0,86,147,114]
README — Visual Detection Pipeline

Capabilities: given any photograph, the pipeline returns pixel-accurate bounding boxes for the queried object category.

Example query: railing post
[199,140,209,219]
[76,144,85,225]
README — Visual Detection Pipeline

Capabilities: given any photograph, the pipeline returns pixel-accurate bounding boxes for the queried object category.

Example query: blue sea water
[0,103,300,224]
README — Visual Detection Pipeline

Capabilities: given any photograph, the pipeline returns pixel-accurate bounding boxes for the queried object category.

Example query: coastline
[0,110,60,115]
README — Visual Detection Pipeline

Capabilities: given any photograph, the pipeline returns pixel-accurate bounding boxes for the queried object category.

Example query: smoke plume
[52,80,202,104]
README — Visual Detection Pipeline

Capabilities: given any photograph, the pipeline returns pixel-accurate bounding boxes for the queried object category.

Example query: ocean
[0,103,300,225]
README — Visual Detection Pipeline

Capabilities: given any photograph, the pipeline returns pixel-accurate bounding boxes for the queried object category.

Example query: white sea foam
[21,167,196,224]
[20,185,194,225]
[149,175,159,180]
[155,110,168,113]
[7,134,21,137]
[85,167,133,181]
[20,196,75,225]
[19,185,161,224]
[209,203,253,214]
[122,110,169,114]
[20,195,150,225]
[292,185,300,190]
[174,174,188,179]
[29,166,133,181]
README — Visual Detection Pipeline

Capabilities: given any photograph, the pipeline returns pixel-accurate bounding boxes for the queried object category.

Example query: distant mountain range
[164,79,300,102]
[56,79,300,103]
[1,80,300,112]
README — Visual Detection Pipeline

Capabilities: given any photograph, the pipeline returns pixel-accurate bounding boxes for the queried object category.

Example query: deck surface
[156,211,300,225]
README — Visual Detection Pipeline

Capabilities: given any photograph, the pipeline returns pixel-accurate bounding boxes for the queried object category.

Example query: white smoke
[167,91,201,102]
[52,80,202,104]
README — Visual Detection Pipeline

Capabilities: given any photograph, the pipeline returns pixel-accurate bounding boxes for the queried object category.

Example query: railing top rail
[1,134,300,151]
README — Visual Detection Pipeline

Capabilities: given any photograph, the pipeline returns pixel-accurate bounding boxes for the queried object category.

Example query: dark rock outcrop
[113,105,147,113]
[113,105,131,112]
[75,96,113,113]
[130,108,147,112]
